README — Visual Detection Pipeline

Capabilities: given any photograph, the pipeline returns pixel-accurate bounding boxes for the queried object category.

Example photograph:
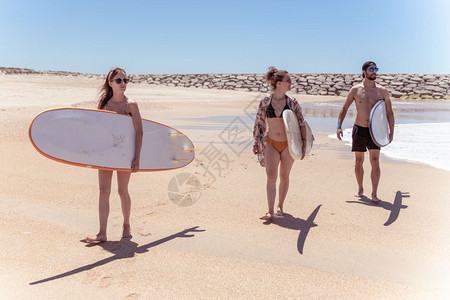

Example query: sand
[0,74,449,299]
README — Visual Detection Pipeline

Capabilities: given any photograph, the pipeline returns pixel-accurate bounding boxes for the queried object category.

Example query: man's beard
[367,74,377,81]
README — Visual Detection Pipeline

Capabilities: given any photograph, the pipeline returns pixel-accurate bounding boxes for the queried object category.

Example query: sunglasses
[111,78,130,84]
[368,67,379,72]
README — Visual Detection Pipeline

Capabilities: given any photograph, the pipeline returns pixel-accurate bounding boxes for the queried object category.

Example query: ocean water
[320,100,450,172]
[329,122,450,172]
[177,100,450,172]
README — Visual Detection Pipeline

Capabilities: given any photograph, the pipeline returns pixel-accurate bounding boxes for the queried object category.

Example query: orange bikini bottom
[266,136,288,153]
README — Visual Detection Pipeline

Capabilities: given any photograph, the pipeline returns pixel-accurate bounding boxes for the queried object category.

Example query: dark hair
[98,67,126,109]
[265,66,289,90]
[362,61,376,78]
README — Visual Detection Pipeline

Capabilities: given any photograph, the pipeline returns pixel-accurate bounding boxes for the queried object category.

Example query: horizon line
[1,66,449,76]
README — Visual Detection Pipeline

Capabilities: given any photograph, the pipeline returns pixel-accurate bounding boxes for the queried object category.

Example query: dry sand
[1,74,449,299]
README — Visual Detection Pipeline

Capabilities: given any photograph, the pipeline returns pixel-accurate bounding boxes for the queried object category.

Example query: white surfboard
[369,100,391,147]
[282,109,314,159]
[29,108,195,171]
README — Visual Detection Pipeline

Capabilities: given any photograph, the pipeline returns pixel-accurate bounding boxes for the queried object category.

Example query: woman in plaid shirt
[253,67,307,222]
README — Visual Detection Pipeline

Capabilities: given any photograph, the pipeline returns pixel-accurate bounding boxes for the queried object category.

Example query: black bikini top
[266,96,289,118]
[105,100,128,115]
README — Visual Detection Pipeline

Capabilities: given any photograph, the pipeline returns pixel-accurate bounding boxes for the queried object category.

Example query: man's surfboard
[369,100,391,147]
[282,109,314,159]
[29,107,195,171]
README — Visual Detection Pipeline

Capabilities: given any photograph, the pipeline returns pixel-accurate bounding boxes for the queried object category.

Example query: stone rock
[316,76,326,81]
[400,87,413,92]
[410,77,423,82]
[432,93,444,98]
[391,91,403,98]
[414,89,432,96]
[425,86,446,93]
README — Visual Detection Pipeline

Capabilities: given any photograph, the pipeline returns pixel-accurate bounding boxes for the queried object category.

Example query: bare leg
[277,147,295,214]
[264,143,281,219]
[369,149,381,203]
[354,152,365,197]
[86,170,113,242]
[117,171,132,238]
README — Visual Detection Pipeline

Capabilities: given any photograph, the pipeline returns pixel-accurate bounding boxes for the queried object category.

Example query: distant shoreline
[1,66,449,100]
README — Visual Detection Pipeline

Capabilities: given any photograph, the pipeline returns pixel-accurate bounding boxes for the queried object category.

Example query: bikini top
[105,100,128,114]
[266,96,289,118]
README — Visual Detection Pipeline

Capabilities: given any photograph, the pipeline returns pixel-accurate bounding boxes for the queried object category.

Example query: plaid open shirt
[252,95,306,167]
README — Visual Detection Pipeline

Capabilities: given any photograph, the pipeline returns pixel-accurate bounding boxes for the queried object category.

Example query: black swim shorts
[351,124,380,152]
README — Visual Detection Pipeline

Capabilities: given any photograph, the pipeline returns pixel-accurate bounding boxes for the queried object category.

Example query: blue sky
[0,0,448,74]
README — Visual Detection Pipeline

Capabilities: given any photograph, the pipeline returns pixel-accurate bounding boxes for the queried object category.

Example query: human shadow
[29,226,205,285]
[272,205,321,254]
[346,191,409,226]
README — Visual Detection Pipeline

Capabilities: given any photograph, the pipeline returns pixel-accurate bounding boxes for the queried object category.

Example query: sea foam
[329,123,450,172]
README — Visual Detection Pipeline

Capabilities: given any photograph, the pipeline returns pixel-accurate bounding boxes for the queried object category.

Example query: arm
[299,124,307,160]
[382,89,395,142]
[128,101,143,172]
[336,88,355,140]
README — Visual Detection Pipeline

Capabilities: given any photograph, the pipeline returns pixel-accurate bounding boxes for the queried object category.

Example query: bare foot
[85,234,107,243]
[122,225,132,238]
[275,207,284,216]
[355,188,364,197]
[371,194,381,204]
[260,213,273,221]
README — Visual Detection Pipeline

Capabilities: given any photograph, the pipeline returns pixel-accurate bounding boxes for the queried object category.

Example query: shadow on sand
[346,191,409,226]
[270,205,321,255]
[30,226,205,285]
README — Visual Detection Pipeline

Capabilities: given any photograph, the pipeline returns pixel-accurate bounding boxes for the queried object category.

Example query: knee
[369,157,380,167]
[355,158,364,166]
[99,185,111,197]
[266,173,278,184]
[118,187,129,199]
[279,173,290,183]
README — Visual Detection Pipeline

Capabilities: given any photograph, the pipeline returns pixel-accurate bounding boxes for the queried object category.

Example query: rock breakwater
[1,67,449,99]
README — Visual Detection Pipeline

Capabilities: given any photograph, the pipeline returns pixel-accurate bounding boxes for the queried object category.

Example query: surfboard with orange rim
[29,107,195,171]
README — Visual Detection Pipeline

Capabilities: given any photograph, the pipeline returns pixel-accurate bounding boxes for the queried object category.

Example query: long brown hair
[265,66,289,91]
[98,67,126,109]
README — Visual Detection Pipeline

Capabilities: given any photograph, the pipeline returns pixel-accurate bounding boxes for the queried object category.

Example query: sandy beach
[1,74,449,299]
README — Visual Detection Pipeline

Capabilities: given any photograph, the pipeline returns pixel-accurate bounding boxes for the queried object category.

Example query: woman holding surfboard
[86,67,143,242]
[253,67,307,222]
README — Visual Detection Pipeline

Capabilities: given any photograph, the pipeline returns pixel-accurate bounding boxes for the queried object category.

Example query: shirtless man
[337,61,394,203]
